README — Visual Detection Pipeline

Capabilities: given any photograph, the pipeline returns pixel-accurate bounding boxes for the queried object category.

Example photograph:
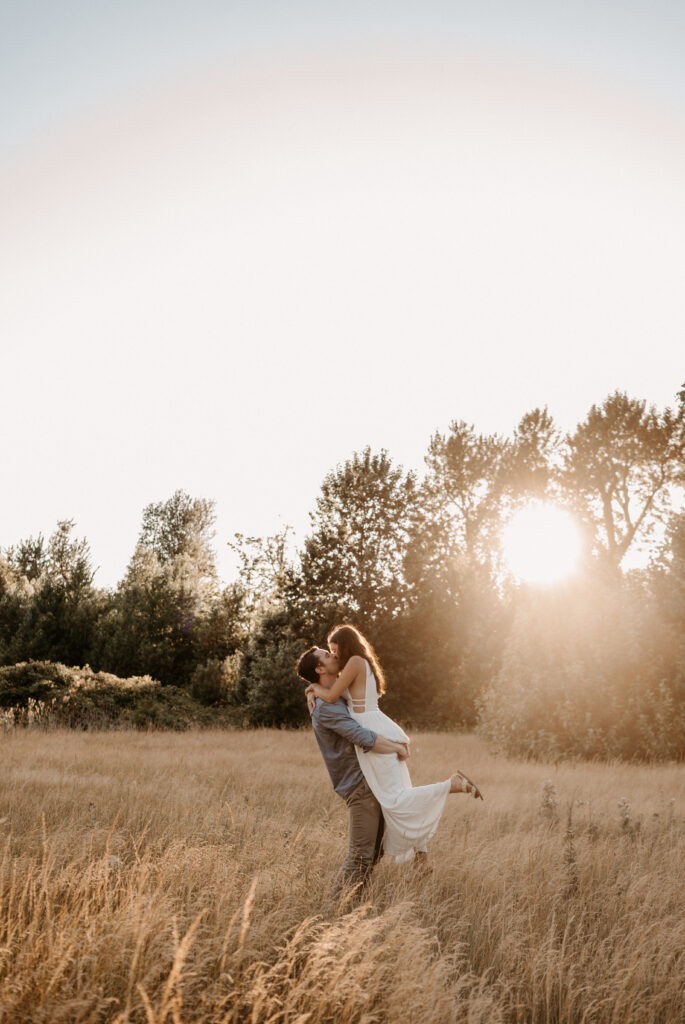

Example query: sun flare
[502,504,581,584]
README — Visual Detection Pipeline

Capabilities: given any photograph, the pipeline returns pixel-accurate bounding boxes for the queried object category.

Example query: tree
[410,411,563,594]
[227,526,295,634]
[562,392,684,570]
[5,534,47,582]
[138,490,217,575]
[231,607,312,727]
[368,556,511,728]
[95,546,243,688]
[401,421,510,724]
[94,494,242,688]
[47,520,96,603]
[94,548,197,685]
[296,448,417,629]
[397,411,565,728]
[417,420,509,577]
[0,521,104,668]
[651,509,685,636]
[502,407,562,502]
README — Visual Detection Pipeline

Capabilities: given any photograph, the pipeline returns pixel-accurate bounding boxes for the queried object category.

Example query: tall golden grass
[0,728,683,1023]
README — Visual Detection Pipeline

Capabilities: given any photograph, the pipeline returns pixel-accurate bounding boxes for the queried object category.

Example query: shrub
[478,573,685,761]
[0,661,235,731]
[190,655,242,705]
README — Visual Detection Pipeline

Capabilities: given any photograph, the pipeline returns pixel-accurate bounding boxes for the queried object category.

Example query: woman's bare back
[343,655,367,705]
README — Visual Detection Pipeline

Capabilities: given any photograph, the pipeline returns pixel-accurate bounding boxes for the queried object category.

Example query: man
[296,645,409,905]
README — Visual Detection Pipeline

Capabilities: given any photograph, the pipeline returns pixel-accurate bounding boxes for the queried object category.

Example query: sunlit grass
[0,729,683,1022]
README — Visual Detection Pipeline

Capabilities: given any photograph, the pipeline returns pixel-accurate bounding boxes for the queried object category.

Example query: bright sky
[1,2,684,586]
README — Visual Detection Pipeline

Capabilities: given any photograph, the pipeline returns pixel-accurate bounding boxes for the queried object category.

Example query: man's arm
[314,700,377,750]
[371,734,410,760]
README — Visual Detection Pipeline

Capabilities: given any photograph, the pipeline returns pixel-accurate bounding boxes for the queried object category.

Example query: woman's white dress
[345,660,451,863]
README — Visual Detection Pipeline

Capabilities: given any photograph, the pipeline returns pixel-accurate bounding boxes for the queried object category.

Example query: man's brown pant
[332,777,384,906]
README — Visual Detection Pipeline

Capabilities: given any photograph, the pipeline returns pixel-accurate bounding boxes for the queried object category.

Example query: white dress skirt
[346,660,451,863]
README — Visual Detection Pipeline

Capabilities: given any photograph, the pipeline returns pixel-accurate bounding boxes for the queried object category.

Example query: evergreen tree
[4,534,48,581]
[296,447,417,630]
[0,521,104,667]
[231,607,311,727]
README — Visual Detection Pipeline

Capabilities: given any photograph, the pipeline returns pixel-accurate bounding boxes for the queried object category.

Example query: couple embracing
[297,624,483,905]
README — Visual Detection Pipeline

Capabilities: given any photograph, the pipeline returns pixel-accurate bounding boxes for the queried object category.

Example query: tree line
[1,388,685,758]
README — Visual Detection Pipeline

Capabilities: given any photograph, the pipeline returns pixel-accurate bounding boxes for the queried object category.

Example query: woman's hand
[306,681,339,704]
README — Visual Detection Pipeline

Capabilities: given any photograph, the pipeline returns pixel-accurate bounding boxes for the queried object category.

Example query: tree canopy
[1,387,684,755]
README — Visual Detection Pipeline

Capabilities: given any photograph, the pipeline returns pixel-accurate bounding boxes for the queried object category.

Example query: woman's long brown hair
[327,624,386,696]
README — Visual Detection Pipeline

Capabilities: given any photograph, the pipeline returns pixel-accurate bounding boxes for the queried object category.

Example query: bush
[478,573,685,761]
[0,661,235,731]
[190,655,242,705]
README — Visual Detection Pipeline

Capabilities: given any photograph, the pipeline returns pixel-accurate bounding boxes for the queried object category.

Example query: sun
[502,504,581,584]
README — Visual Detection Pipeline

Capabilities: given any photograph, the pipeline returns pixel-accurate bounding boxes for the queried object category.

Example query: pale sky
[1,2,684,586]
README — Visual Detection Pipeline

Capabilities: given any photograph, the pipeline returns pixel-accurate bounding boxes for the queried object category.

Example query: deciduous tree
[138,490,217,575]
[563,392,684,569]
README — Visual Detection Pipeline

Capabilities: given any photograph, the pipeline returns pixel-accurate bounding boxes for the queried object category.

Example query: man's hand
[305,688,316,716]
[396,742,410,761]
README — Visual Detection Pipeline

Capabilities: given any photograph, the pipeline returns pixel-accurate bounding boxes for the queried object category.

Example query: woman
[305,624,483,864]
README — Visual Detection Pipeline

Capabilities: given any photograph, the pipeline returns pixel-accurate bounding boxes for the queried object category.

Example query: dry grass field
[0,728,683,1024]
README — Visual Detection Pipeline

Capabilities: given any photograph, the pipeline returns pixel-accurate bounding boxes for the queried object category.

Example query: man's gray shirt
[311,697,378,800]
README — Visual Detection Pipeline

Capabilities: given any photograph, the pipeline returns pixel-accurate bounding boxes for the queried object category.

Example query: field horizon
[1,728,683,1023]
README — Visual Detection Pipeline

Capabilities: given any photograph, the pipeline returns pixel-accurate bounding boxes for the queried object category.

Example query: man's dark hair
[296,647,320,686]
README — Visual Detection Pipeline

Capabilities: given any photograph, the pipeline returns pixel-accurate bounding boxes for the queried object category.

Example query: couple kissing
[297,624,483,906]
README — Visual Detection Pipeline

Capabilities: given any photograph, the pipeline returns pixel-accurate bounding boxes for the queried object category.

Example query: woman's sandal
[451,770,484,800]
